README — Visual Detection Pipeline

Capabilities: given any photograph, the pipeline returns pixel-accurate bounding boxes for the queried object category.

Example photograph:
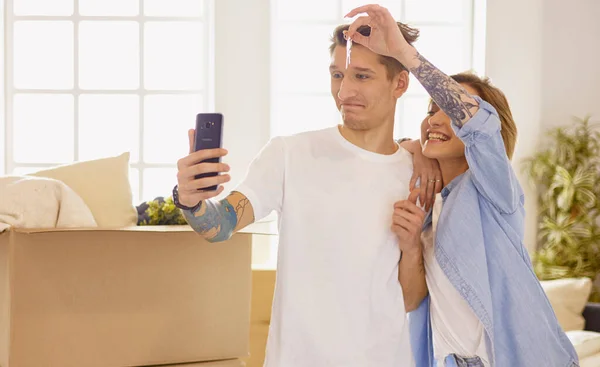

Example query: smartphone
[194,113,224,191]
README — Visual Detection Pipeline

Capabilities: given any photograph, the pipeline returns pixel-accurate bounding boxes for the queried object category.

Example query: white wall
[541,0,600,128]
[485,0,544,253]
[485,0,600,253]
[214,0,279,267]
[214,0,272,193]
[541,0,600,285]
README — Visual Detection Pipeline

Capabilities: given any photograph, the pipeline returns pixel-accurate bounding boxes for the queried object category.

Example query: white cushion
[540,277,593,331]
[579,352,600,367]
[30,152,137,228]
[566,330,600,359]
[0,176,97,231]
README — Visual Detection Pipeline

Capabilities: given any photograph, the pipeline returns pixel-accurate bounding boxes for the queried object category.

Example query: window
[270,0,480,140]
[3,0,213,203]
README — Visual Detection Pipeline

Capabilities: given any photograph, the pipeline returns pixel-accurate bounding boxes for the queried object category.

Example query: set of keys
[346,36,353,69]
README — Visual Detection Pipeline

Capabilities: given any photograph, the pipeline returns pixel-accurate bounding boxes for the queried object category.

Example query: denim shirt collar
[441,171,467,200]
[423,172,468,228]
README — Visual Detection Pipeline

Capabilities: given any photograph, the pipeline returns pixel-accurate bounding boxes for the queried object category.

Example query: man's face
[330,44,407,130]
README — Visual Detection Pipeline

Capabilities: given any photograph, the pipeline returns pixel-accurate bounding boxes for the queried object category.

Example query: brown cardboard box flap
[7,221,277,236]
[154,358,245,366]
[7,225,193,234]
[0,227,254,367]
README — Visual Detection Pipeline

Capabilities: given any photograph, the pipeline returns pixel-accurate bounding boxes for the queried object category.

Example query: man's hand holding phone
[175,129,231,208]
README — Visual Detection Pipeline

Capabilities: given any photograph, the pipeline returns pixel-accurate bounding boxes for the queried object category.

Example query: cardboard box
[157,359,245,367]
[0,225,271,367]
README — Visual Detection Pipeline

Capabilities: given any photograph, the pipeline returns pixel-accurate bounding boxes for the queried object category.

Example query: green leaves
[139,196,188,226]
[538,213,576,246]
[549,166,597,211]
[522,116,600,300]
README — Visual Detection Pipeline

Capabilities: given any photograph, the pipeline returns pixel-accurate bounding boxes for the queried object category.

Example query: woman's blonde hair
[451,72,517,160]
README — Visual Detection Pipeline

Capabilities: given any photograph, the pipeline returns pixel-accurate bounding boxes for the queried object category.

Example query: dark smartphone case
[194,113,223,191]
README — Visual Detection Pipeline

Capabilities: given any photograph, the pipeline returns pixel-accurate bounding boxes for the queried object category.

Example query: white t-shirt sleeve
[234,136,285,221]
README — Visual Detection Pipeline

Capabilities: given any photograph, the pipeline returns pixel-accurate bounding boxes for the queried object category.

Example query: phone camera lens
[205,122,211,128]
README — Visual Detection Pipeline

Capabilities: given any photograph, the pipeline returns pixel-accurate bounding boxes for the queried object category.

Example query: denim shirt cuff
[451,95,501,146]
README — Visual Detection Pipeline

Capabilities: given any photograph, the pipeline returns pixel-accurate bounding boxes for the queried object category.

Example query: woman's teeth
[428,132,449,141]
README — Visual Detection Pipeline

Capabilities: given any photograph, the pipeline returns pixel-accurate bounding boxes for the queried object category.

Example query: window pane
[79,21,139,89]
[275,0,339,22]
[79,0,138,16]
[416,26,468,75]
[13,94,74,163]
[13,21,73,89]
[79,95,139,162]
[271,95,340,137]
[273,25,333,94]
[144,22,204,90]
[129,167,141,204]
[341,0,401,18]
[405,0,466,23]
[144,0,203,17]
[142,168,178,201]
[399,97,430,140]
[144,94,203,164]
[14,0,73,15]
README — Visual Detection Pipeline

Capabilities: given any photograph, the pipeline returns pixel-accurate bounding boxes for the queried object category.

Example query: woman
[345,4,579,367]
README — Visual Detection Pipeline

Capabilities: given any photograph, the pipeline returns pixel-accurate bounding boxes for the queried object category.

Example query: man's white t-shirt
[235,126,415,367]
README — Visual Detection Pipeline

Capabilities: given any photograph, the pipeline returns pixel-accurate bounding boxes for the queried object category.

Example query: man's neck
[338,123,398,155]
[438,157,469,188]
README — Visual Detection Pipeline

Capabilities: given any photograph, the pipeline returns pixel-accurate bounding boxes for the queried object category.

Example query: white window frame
[2,0,215,202]
[0,0,5,175]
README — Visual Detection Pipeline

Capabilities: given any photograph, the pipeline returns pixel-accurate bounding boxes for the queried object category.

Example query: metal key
[346,37,352,69]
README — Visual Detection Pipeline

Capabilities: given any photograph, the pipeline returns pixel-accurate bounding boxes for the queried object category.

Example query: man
[173,19,438,367]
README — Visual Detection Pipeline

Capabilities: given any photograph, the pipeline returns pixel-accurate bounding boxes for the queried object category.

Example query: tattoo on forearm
[235,198,250,223]
[410,52,479,127]
[183,199,238,243]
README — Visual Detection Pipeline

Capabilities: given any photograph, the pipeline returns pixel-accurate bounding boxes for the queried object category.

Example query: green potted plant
[522,116,600,301]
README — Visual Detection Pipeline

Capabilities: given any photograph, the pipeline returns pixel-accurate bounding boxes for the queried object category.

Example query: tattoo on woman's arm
[409,52,479,127]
